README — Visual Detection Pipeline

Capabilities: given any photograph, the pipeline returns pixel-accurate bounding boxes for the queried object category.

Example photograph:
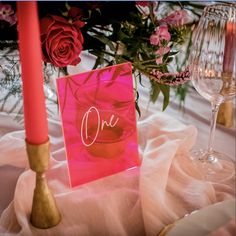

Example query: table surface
[0,53,235,235]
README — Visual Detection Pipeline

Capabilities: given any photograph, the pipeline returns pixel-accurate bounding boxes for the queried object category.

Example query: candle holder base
[26,140,61,229]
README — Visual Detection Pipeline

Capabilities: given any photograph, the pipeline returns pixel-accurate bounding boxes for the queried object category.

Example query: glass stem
[207,102,220,156]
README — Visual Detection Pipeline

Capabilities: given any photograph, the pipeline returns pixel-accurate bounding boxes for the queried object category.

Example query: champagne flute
[189,3,236,181]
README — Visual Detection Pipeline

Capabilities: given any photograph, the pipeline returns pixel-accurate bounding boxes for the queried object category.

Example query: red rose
[136,1,150,7]
[40,15,84,67]
[68,7,83,19]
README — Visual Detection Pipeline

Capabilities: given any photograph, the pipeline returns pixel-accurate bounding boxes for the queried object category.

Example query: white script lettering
[81,106,119,147]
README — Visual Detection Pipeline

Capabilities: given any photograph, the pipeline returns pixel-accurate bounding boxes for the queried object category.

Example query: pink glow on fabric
[57,63,140,187]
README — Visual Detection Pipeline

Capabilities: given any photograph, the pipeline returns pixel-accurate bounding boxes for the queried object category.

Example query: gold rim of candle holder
[157,222,175,236]
[26,140,61,229]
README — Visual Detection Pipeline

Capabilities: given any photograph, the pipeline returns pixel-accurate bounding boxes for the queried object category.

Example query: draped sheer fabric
[0,110,234,236]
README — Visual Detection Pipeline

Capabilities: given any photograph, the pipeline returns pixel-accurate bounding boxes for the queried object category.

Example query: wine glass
[189,3,236,181]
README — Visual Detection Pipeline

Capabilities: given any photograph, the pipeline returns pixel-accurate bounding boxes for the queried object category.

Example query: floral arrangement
[0,1,201,115]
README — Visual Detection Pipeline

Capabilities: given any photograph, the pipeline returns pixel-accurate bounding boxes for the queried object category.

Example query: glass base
[190,149,235,182]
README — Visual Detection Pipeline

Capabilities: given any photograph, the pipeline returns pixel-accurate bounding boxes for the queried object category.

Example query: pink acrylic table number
[57,63,140,187]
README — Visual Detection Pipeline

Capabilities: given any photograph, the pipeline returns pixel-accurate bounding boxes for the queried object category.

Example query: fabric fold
[0,107,235,236]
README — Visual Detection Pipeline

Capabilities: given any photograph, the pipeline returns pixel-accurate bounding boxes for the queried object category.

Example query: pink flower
[155,57,163,64]
[0,3,13,19]
[150,34,160,45]
[150,67,191,85]
[157,25,171,41]
[160,10,190,27]
[0,3,17,25]
[155,46,170,64]
[156,46,170,56]
[150,25,171,45]
[150,26,171,64]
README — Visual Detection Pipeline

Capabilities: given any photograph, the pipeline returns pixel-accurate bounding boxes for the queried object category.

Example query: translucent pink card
[56,62,140,187]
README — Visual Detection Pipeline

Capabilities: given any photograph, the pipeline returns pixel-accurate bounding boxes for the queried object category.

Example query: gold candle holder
[26,140,61,229]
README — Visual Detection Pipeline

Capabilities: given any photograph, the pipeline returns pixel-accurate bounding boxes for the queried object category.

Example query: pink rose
[40,15,84,67]
[150,25,171,45]
[160,10,190,26]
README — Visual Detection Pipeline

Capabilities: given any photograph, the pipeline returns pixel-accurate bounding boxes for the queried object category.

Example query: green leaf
[89,50,106,64]
[91,34,116,52]
[61,11,68,17]
[135,101,141,117]
[117,31,130,41]
[150,82,161,103]
[134,90,141,117]
[65,2,70,10]
[160,84,170,111]
[168,51,179,56]
[165,57,174,63]
[93,57,101,69]
[137,72,144,87]
[175,84,189,102]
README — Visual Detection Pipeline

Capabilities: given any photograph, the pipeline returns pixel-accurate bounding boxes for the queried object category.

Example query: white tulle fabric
[0,109,234,236]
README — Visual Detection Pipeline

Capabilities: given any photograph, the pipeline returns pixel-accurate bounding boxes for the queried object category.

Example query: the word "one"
[80,106,119,147]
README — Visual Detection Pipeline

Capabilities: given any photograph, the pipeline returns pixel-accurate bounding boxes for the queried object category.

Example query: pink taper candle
[17,2,48,144]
